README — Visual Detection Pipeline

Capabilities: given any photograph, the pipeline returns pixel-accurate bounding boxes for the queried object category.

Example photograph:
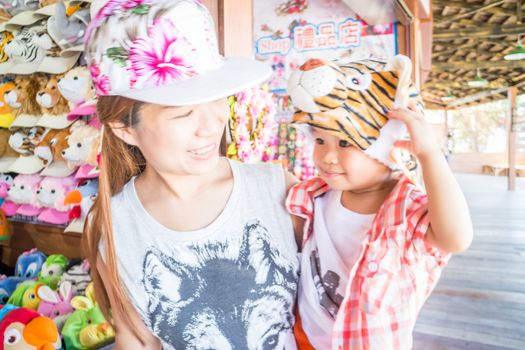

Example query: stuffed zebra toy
[3,23,53,65]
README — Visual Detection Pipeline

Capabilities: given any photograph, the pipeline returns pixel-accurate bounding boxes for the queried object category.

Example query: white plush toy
[61,121,100,168]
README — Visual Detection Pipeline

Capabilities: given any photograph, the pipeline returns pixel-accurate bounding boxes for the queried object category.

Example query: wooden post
[201,0,253,57]
[508,86,517,191]
[218,0,254,57]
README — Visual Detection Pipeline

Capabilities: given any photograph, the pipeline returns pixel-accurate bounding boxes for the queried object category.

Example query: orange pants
[294,311,316,350]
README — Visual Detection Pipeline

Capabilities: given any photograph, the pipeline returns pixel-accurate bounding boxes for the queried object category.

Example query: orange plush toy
[36,127,76,177]
[36,75,72,130]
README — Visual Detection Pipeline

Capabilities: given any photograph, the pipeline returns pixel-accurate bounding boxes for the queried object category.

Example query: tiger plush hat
[287,55,423,170]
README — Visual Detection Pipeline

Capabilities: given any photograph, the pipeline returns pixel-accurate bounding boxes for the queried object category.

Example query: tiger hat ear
[287,58,348,114]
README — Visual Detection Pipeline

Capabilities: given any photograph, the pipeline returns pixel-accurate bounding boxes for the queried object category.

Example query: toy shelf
[0,221,82,267]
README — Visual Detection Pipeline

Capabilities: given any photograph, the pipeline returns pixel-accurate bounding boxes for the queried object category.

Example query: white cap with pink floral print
[84,0,271,106]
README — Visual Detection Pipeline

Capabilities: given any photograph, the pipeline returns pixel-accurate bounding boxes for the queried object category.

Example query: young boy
[286,57,473,349]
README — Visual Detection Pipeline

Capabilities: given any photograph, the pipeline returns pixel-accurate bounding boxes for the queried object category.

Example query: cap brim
[5,11,39,29]
[0,157,17,172]
[67,98,97,121]
[119,58,271,106]
[37,54,80,74]
[0,61,14,75]
[75,164,99,179]
[64,217,85,233]
[36,113,74,129]
[33,4,57,18]
[9,60,42,75]
[41,160,77,177]
[9,114,40,129]
[61,45,84,56]
[8,155,45,174]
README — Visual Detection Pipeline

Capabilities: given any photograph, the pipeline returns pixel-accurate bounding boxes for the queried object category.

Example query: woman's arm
[388,103,473,253]
[284,170,305,249]
[96,256,162,350]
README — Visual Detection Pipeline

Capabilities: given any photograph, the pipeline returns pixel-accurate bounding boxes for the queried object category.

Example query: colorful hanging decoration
[227,86,277,163]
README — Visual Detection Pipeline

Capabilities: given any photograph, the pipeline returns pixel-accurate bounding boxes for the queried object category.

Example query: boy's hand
[387,102,442,161]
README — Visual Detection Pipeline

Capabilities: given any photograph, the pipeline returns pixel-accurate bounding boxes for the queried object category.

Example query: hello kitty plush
[8,174,43,217]
[36,175,76,224]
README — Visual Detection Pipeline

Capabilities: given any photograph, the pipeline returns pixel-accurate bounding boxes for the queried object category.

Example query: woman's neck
[137,157,230,202]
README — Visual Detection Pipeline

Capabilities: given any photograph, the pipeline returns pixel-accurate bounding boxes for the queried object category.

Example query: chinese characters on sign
[256,19,361,55]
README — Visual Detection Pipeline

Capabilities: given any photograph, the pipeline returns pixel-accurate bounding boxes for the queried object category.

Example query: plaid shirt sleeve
[286,177,330,244]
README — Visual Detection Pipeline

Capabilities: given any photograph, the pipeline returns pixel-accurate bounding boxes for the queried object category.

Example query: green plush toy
[38,254,69,290]
[62,283,115,350]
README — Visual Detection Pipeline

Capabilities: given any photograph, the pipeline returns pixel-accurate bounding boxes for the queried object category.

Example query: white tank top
[299,189,375,349]
[104,159,300,350]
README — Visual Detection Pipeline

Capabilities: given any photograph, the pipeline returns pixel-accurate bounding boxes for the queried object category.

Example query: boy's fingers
[394,140,411,149]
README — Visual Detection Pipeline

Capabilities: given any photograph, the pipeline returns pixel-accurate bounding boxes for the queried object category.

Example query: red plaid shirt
[286,175,451,350]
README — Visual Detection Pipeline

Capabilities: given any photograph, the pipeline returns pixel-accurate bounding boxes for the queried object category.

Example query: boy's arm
[418,148,473,253]
[388,103,473,254]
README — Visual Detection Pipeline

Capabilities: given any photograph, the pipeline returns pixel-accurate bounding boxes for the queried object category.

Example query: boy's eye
[339,140,351,148]
[315,138,324,145]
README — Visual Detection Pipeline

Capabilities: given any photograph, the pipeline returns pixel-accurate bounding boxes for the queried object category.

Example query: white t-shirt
[298,189,375,349]
[103,160,300,350]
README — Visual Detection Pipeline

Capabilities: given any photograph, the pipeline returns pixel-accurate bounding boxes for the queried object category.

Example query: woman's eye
[171,110,193,119]
[315,138,324,145]
[339,140,351,148]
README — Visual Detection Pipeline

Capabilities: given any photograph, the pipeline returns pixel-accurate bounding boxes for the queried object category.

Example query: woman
[83,0,301,349]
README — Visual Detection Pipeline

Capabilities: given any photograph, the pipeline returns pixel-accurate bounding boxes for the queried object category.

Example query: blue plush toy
[15,249,47,280]
[0,275,24,304]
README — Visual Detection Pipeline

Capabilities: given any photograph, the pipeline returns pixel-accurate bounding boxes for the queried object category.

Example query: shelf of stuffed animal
[0,221,81,267]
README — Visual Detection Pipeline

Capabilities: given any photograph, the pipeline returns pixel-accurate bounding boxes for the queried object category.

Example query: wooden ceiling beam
[434,0,515,16]
[433,59,525,70]
[433,23,525,40]
[436,0,506,25]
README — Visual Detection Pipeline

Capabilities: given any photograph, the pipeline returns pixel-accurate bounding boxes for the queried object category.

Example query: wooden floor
[413,174,525,350]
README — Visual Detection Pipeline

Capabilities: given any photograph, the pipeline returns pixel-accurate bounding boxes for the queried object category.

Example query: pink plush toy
[0,173,19,216]
[36,176,76,225]
[8,175,43,217]
[37,281,74,332]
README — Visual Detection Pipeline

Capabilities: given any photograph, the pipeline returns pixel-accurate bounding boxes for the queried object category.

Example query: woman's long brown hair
[83,95,229,343]
[83,95,147,342]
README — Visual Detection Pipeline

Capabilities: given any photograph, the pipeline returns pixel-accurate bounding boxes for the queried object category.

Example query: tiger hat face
[288,57,422,152]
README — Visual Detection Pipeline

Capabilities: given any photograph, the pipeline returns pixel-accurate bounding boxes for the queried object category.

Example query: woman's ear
[107,122,138,146]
